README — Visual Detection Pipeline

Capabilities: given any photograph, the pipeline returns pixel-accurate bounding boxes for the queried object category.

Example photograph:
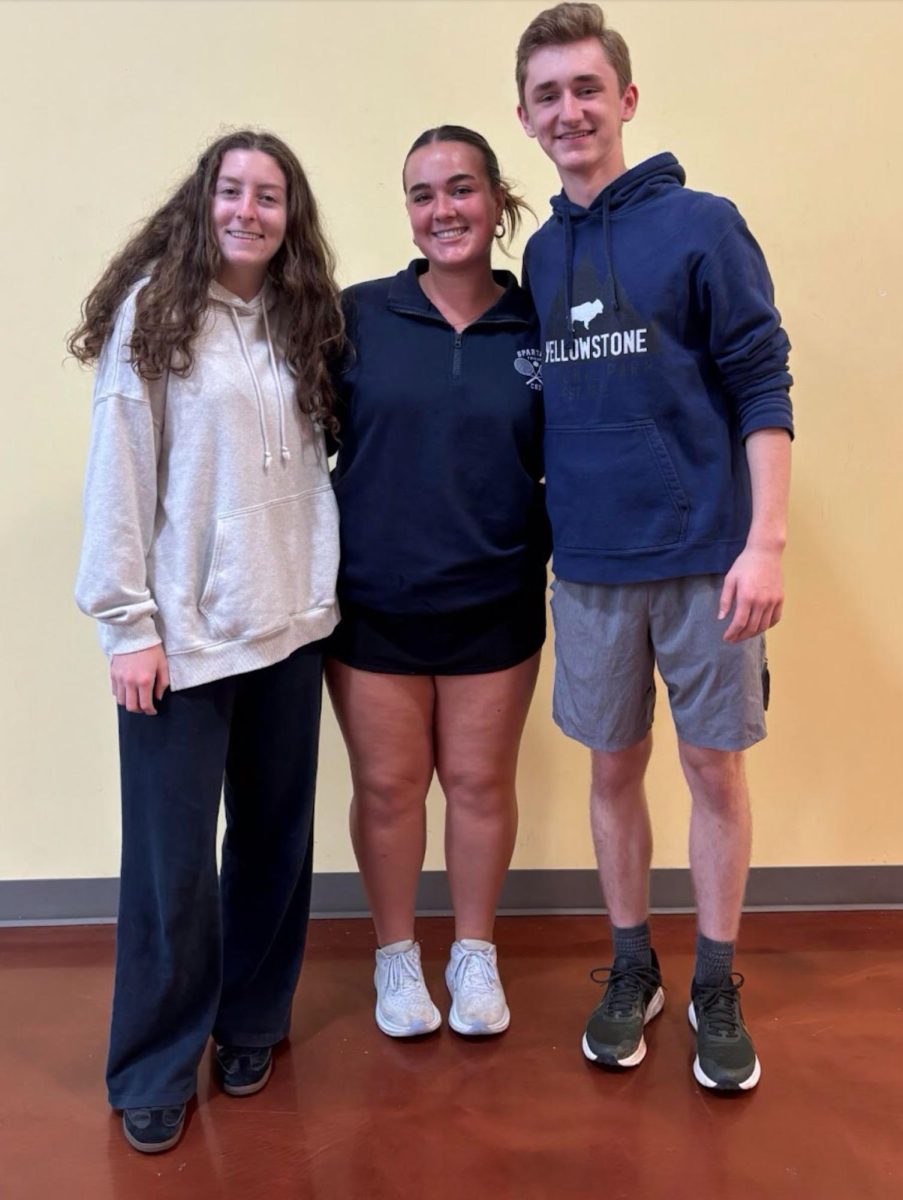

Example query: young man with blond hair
[516,2,793,1090]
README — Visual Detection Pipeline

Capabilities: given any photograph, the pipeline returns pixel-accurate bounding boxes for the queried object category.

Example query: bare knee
[591,736,653,804]
[440,768,515,820]
[679,743,747,811]
[353,768,431,827]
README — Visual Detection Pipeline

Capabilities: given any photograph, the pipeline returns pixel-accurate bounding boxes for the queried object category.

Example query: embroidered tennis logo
[514,348,543,389]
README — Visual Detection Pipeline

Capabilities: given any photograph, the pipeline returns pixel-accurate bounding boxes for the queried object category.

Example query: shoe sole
[582,986,665,1068]
[448,1002,510,1037]
[221,1057,273,1097]
[374,1003,442,1038]
[122,1116,184,1154]
[687,1002,761,1090]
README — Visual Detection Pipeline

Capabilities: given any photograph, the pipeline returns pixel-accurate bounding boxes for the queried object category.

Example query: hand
[110,645,170,715]
[718,546,784,643]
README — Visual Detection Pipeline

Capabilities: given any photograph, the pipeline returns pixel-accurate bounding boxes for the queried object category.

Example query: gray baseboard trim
[0,877,120,926]
[0,866,900,926]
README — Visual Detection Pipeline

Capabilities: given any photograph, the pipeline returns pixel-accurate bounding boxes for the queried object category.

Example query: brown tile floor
[1,912,901,1199]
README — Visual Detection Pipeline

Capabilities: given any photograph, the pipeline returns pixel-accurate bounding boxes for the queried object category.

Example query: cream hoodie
[75,280,340,690]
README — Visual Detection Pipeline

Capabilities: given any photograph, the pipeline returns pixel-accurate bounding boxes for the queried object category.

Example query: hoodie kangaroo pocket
[547,422,689,552]
[199,488,338,642]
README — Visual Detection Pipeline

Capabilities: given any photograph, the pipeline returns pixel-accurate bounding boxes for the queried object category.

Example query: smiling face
[210,149,288,299]
[517,37,638,203]
[403,141,503,274]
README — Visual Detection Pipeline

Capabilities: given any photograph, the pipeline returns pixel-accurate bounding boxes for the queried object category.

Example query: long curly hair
[68,129,344,430]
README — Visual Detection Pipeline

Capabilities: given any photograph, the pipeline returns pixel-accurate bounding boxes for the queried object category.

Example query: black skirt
[326,586,546,676]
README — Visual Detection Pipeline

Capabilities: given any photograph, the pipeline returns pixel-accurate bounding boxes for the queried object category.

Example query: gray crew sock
[694,933,735,986]
[611,921,652,966]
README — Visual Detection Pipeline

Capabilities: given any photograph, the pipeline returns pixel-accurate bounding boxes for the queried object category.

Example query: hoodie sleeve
[74,289,166,656]
[698,218,794,440]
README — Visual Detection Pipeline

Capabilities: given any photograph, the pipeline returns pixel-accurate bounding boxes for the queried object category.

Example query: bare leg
[325,662,435,946]
[680,741,751,942]
[589,734,654,927]
[435,653,540,942]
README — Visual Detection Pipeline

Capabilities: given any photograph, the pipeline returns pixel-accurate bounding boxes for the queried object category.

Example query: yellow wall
[2,0,900,880]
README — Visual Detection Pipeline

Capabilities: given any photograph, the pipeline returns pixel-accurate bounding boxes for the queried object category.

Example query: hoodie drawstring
[601,191,620,312]
[555,175,640,336]
[562,191,619,333]
[563,207,575,341]
[228,302,290,471]
[550,156,685,335]
[261,303,291,463]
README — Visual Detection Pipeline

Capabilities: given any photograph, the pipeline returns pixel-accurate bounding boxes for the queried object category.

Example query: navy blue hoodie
[332,261,549,614]
[523,152,793,585]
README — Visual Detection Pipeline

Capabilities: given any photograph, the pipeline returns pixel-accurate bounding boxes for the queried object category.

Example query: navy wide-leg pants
[107,646,323,1109]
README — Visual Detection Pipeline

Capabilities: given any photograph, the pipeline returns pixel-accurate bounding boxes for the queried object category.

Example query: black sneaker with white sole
[689,973,761,1091]
[582,950,664,1068]
[122,1104,186,1153]
[215,1044,274,1096]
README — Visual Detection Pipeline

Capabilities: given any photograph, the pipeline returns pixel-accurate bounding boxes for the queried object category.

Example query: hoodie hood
[549,153,686,324]
[207,279,275,314]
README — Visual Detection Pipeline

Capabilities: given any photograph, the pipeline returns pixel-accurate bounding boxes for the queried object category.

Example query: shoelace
[128,1106,184,1126]
[589,962,662,1018]
[693,972,746,1038]
[453,948,498,997]
[219,1045,268,1070]
[385,949,429,996]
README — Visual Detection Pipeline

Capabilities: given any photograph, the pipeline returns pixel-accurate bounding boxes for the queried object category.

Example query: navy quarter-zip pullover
[332,261,549,614]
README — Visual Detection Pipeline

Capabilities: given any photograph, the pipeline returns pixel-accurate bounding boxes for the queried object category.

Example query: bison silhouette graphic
[570,298,604,330]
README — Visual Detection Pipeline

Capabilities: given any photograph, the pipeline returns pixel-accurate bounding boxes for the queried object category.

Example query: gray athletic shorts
[550,575,769,753]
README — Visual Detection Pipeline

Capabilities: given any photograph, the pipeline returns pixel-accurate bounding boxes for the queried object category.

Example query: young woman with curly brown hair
[72,130,344,1154]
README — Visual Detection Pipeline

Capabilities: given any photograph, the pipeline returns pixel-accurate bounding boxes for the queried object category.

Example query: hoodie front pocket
[199,488,339,642]
[546,422,689,553]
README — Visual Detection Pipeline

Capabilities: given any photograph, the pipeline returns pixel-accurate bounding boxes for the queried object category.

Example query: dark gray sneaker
[122,1105,186,1154]
[689,973,761,1091]
[215,1044,274,1096]
[582,950,664,1068]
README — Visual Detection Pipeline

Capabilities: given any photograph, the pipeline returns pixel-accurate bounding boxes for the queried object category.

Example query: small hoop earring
[494,221,506,239]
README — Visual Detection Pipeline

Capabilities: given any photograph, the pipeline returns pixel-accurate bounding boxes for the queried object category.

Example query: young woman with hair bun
[328,126,549,1042]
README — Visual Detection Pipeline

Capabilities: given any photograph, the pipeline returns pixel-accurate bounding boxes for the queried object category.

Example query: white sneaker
[373,940,441,1037]
[445,939,510,1035]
